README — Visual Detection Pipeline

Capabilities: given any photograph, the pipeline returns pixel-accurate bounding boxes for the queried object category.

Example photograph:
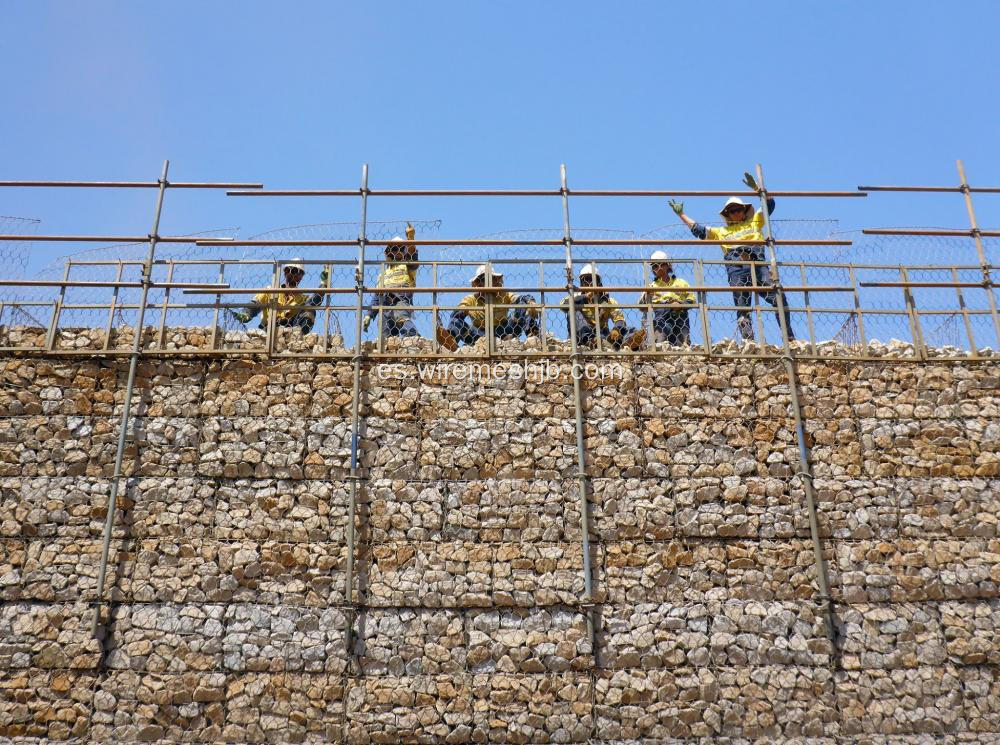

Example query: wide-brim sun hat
[719,197,753,217]
[470,264,503,283]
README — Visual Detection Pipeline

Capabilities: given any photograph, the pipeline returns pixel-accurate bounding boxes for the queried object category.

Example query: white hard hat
[579,263,600,280]
[650,251,670,262]
[471,264,503,283]
[720,197,753,217]
[285,258,305,272]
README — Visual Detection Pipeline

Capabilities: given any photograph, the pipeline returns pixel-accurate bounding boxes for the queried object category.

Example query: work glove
[227,309,250,324]
[742,171,758,191]
[607,328,623,345]
[319,268,330,288]
[668,199,684,216]
[362,315,372,333]
[405,222,415,240]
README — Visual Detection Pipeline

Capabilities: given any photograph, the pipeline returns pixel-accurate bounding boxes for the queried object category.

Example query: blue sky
[1,0,999,271]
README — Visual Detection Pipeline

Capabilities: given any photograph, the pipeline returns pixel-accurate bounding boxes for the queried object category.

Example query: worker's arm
[229,294,264,324]
[742,171,775,216]
[670,199,713,240]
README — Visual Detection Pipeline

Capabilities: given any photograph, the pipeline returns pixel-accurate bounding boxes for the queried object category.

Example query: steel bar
[157,263,176,349]
[900,267,927,360]
[849,266,868,348]
[561,164,597,657]
[344,165,369,669]
[0,180,263,189]
[957,160,1000,345]
[44,264,71,351]
[951,267,978,354]
[102,262,126,351]
[755,163,837,644]
[694,260,712,355]
[93,160,170,638]
[862,228,1000,238]
[859,185,1000,193]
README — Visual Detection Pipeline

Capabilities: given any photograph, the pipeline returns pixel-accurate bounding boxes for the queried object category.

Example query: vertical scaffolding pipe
[957,160,1000,346]
[560,164,596,652]
[344,164,369,662]
[754,163,836,643]
[92,160,170,637]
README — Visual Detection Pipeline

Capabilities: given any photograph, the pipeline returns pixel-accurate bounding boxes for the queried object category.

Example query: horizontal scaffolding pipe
[859,185,1000,194]
[195,238,852,247]
[862,228,1000,238]
[225,188,866,198]
[861,281,999,289]
[0,180,263,189]
[0,234,234,243]
[0,280,230,289]
[184,284,854,296]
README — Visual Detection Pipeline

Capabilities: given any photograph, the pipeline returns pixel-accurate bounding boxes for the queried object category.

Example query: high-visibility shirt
[251,290,317,324]
[705,210,766,254]
[562,293,625,329]
[646,277,694,305]
[375,262,417,290]
[457,291,537,330]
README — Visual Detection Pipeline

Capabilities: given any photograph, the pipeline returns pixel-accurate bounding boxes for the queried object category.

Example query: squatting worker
[363,222,419,338]
[562,263,645,350]
[229,258,328,334]
[437,264,539,350]
[668,171,794,342]
[638,251,694,345]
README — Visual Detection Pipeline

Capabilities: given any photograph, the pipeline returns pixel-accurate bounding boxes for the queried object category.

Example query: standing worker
[562,263,645,350]
[363,222,419,338]
[668,171,794,341]
[229,258,329,334]
[638,252,695,345]
[437,264,539,349]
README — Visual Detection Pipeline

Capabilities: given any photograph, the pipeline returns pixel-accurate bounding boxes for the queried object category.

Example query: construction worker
[437,265,539,350]
[363,223,419,338]
[229,258,328,334]
[638,252,694,345]
[562,263,644,350]
[668,171,794,341]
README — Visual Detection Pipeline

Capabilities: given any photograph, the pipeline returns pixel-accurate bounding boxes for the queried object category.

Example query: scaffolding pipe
[0,180,263,189]
[344,164,369,666]
[956,160,1000,345]
[92,160,170,638]
[862,228,1000,238]
[195,238,852,247]
[183,284,855,296]
[225,188,866,198]
[560,164,597,655]
[755,163,837,643]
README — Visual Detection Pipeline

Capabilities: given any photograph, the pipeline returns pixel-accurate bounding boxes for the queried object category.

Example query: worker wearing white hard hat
[229,257,329,334]
[436,263,539,350]
[637,252,695,346]
[561,263,644,350]
[363,222,420,338]
[666,170,793,342]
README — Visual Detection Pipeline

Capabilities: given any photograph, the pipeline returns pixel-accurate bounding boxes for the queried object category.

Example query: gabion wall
[0,341,998,744]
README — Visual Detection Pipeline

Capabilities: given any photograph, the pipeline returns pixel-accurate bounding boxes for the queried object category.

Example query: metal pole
[344,164,369,664]
[560,164,596,653]
[754,163,836,643]
[957,160,1000,346]
[92,160,170,637]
